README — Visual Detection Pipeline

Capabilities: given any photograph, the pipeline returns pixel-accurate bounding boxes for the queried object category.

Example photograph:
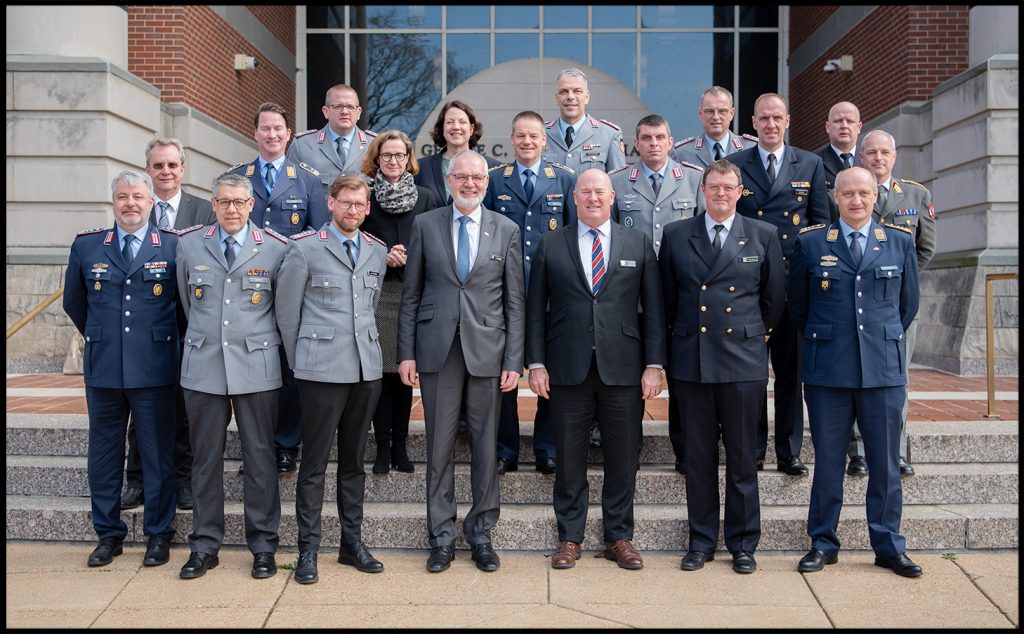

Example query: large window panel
[592,33,636,92]
[592,6,636,29]
[641,33,714,137]
[446,5,490,29]
[306,6,345,29]
[446,34,490,92]
[495,6,538,29]
[352,33,442,136]
[544,6,587,29]
[736,33,778,134]
[641,6,720,29]
[544,34,588,65]
[740,6,778,28]
[306,34,348,131]
[353,6,442,29]
[495,33,539,64]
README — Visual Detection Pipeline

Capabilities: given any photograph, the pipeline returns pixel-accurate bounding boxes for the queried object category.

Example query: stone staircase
[6,411,1018,552]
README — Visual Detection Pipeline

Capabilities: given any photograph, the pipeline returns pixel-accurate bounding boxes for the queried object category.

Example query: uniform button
[567,153,573,158]
[700,306,707,312]
[823,272,828,277]
[526,241,531,246]
[655,207,660,212]
[166,336,171,341]
[312,333,318,339]
[812,332,817,338]
[782,234,788,240]
[728,286,735,292]
[197,278,202,283]
[857,291,862,297]
[856,275,862,281]
[125,295,131,300]
[224,341,229,346]
[655,241,661,247]
[725,307,732,313]
[225,299,231,304]
[263,341,268,347]
[525,256,531,261]
[593,300,598,305]
[526,226,531,231]
[187,338,191,344]
[124,327,130,332]
[757,210,763,216]
[726,328,733,334]
[353,294,358,299]
[124,311,130,316]
[655,224,661,229]
[324,281,329,287]
[352,275,357,280]
[858,308,863,314]
[227,278,232,283]
[887,271,892,277]
[700,326,707,333]
[526,211,532,216]
[859,324,864,331]
[700,285,707,291]
[588,326,594,332]
[783,211,789,217]
[265,220,270,225]
[86,336,91,342]
[125,279,131,285]
[224,320,229,326]
[255,283,261,288]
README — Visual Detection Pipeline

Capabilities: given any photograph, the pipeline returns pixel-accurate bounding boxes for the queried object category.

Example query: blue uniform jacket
[788,221,919,389]
[63,226,181,389]
[228,158,329,236]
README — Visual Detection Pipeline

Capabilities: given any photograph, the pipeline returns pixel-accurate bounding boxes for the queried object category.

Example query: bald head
[825,101,863,152]
[574,168,615,228]
[833,167,877,229]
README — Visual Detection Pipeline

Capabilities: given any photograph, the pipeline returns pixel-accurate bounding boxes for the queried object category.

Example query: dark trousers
[420,335,501,547]
[296,378,382,551]
[665,385,685,463]
[371,372,413,445]
[274,346,302,454]
[184,388,280,555]
[85,385,176,540]
[758,306,804,461]
[677,379,763,555]
[805,384,906,557]
[550,355,642,543]
[497,389,555,461]
[125,384,191,489]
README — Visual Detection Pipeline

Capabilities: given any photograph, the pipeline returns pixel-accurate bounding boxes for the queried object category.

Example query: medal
[821,280,830,291]
[251,291,262,305]
[291,212,300,225]
[153,283,163,296]
[94,281,102,291]
[549,217,557,231]
[792,214,800,226]
[194,287,203,300]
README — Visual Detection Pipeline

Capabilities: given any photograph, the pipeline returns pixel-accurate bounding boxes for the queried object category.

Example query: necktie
[712,224,724,254]
[841,152,853,169]
[713,142,723,162]
[849,231,863,266]
[121,234,136,267]
[650,172,661,197]
[767,154,777,183]
[564,125,574,148]
[589,229,605,294]
[522,168,534,201]
[344,238,356,268]
[224,236,236,269]
[456,216,471,282]
[336,137,348,165]
[157,201,171,229]
[877,184,888,207]
[264,163,277,194]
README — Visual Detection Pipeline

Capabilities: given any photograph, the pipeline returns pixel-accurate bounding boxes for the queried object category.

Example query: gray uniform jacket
[610,159,705,254]
[287,125,376,197]
[543,115,626,175]
[175,222,289,395]
[275,224,388,383]
[873,176,937,270]
[670,132,757,168]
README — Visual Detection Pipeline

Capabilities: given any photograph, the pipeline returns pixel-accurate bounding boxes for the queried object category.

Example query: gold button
[700,326,707,333]
[700,284,707,291]
[700,306,707,312]
[729,286,735,292]
[757,210,763,216]
[725,307,732,313]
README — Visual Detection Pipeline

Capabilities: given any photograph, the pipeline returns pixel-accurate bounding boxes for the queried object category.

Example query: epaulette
[544,119,556,128]
[608,165,630,176]
[364,129,378,137]
[741,133,758,142]
[488,163,509,173]
[290,228,317,240]
[294,129,318,138]
[169,224,206,236]
[550,162,575,175]
[598,118,621,131]
[298,162,320,177]
[799,224,827,234]
[673,136,696,148]
[884,222,914,235]
[680,161,704,172]
[263,227,290,243]
[899,178,927,189]
[75,227,106,236]
[223,160,250,174]
[361,230,385,246]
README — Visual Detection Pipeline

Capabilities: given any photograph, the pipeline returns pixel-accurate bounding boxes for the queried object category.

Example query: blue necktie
[849,231,863,266]
[344,238,356,268]
[522,168,534,201]
[456,216,471,282]
[264,163,277,194]
[121,234,136,267]
[157,201,171,229]
[224,236,236,268]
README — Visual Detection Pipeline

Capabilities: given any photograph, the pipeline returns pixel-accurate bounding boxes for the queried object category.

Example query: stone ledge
[6,54,159,97]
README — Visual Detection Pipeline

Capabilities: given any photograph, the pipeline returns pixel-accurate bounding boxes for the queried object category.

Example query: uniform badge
[892,180,903,195]
[291,212,300,225]
[874,227,887,242]
[194,265,210,271]
[819,261,836,267]
[544,167,555,179]
[245,164,255,177]
[503,165,515,177]
[826,228,839,242]
[94,281,102,291]
[549,217,557,231]
[286,165,296,179]
[153,283,163,296]
[742,189,753,197]
[497,194,511,201]
[792,214,800,226]
[251,291,262,305]
[821,280,830,291]
[821,255,838,261]
[623,216,634,228]
[618,138,625,154]
[194,287,203,300]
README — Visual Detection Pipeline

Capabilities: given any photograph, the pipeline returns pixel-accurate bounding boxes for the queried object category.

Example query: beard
[452,191,484,211]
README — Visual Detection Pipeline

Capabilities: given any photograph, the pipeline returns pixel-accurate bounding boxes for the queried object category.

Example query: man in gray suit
[276,175,389,584]
[397,150,526,574]
[174,173,290,580]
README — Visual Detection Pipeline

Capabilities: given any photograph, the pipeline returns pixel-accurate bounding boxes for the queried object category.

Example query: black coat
[360,185,441,282]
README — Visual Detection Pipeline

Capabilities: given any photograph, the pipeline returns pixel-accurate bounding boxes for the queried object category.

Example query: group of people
[63,67,936,583]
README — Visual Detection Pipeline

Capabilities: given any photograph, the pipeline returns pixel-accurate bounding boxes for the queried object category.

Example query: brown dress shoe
[601,539,643,570]
[550,541,582,569]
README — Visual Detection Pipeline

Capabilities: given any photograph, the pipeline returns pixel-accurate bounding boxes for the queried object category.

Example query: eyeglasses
[704,185,740,194]
[327,104,360,112]
[449,173,487,183]
[214,198,251,210]
[701,108,732,117]
[150,162,181,170]
[334,200,368,211]
[379,152,408,163]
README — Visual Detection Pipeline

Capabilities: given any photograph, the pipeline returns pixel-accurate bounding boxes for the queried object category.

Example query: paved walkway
[5,543,1018,628]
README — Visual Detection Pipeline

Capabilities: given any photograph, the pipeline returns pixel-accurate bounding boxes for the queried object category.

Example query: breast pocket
[241,277,273,311]
[188,272,217,308]
[88,270,112,303]
[874,266,902,302]
[812,267,841,302]
[281,198,307,229]
[672,197,695,217]
[142,268,172,303]
[362,275,379,311]
[310,274,345,309]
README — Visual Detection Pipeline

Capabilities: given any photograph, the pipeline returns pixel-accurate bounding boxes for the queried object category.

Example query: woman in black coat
[415,99,501,204]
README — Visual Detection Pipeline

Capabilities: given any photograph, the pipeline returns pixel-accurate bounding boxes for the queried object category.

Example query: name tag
[742,256,759,263]
[367,270,380,276]
[880,265,898,271]
[620,260,636,268]
[490,254,504,262]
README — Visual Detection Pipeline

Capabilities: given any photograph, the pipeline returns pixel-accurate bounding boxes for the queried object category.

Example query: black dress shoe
[470,543,501,572]
[179,552,219,579]
[680,550,713,571]
[426,545,454,572]
[496,457,518,474]
[87,537,123,567]
[874,553,923,577]
[777,456,809,476]
[798,548,838,572]
[847,456,868,476]
[732,551,757,574]
[899,457,915,476]
[120,486,144,510]
[338,541,384,573]
[276,451,297,473]
[251,552,277,578]
[674,460,686,475]
[294,550,318,584]
[589,425,602,449]
[176,486,193,510]
[535,457,556,475]
[143,536,171,566]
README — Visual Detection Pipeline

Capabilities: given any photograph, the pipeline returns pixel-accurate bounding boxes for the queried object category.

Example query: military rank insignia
[153,283,163,297]
[286,165,296,179]
[549,217,557,231]
[291,213,300,225]
[94,281,102,291]
[251,291,262,305]
[623,216,634,228]
[497,194,511,201]
[544,167,555,179]
[928,203,935,220]
[826,228,839,242]
[245,164,255,177]
[874,227,887,242]
[503,165,515,177]
[742,189,753,197]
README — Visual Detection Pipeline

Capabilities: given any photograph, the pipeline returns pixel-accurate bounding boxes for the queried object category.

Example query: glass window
[306,34,348,131]
[352,6,441,30]
[593,33,636,92]
[641,33,714,138]
[495,6,538,29]
[306,6,345,29]
[446,34,490,93]
[641,6,720,29]
[711,33,736,124]
[495,33,539,64]
[446,6,490,29]
[544,6,587,29]
[544,34,587,65]
[740,6,778,28]
[352,33,442,136]
[735,33,779,134]
[592,6,635,29]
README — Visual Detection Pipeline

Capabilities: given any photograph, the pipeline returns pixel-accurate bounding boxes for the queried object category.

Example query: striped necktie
[589,229,605,294]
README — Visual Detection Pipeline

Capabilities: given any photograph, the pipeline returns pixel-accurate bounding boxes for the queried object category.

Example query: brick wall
[789,6,841,52]
[789,6,969,149]
[128,6,295,138]
[247,5,295,54]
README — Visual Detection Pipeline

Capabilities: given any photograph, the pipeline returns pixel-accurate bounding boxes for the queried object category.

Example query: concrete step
[7,455,1019,507]
[6,495,1017,551]
[6,414,1019,465]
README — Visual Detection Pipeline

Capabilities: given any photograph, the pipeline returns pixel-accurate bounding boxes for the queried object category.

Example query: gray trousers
[183,388,281,555]
[848,319,917,459]
[420,335,501,548]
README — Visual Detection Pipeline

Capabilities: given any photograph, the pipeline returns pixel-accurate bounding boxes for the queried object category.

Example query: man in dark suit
[398,150,525,574]
[790,167,922,578]
[121,136,217,512]
[726,92,830,476]
[526,168,665,571]
[63,170,180,568]
[660,160,785,574]
[816,101,864,223]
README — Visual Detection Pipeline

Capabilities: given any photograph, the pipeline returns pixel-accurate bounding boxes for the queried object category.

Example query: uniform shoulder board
[884,222,914,235]
[361,230,385,246]
[263,227,290,243]
[294,129,318,138]
[223,160,249,174]
[544,119,556,128]
[608,165,630,176]
[290,228,317,240]
[680,161,704,172]
[550,162,575,175]
[673,136,696,148]
[899,178,927,189]
[298,162,320,177]
[363,129,377,137]
[799,224,827,234]
[598,118,621,131]
[161,224,201,236]
[75,227,106,236]
[741,133,759,142]
[488,163,510,173]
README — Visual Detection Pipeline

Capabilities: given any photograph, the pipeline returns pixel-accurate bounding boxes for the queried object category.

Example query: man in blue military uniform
[63,170,180,568]
[228,102,330,473]
[789,167,922,578]
[726,92,831,476]
[670,86,757,168]
[484,110,577,476]
[543,67,627,175]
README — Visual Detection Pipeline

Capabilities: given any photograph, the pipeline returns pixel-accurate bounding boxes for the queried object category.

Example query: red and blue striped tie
[589,229,605,294]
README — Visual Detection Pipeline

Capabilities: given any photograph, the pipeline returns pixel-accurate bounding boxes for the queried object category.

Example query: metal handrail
[983,272,1018,419]
[6,287,64,340]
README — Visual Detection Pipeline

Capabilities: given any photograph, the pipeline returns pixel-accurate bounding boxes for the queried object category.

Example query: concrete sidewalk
[6,542,1018,628]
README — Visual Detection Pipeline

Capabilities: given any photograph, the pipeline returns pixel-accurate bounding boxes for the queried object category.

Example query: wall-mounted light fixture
[234,54,258,71]
[823,55,853,74]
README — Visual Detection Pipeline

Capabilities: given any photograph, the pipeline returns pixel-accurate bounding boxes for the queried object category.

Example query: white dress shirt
[577,219,611,289]
[451,205,483,273]
[705,212,736,247]
[154,190,182,228]
[758,145,786,173]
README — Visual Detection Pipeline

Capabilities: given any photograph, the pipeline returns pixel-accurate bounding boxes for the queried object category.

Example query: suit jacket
[414,153,502,206]
[228,158,330,236]
[149,191,216,230]
[360,185,441,284]
[525,221,666,386]
[659,213,785,383]
[873,176,937,270]
[397,205,525,376]
[542,115,627,175]
[788,221,919,389]
[276,224,388,383]
[175,222,289,395]
[727,145,830,261]
[670,132,757,168]
[64,226,181,389]
[610,159,704,253]
[287,125,376,197]
[815,146,861,223]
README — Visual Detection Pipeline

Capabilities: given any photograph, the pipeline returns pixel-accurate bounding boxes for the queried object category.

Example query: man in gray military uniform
[670,86,756,168]
[175,173,290,581]
[543,67,627,175]
[847,129,937,476]
[288,83,376,197]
